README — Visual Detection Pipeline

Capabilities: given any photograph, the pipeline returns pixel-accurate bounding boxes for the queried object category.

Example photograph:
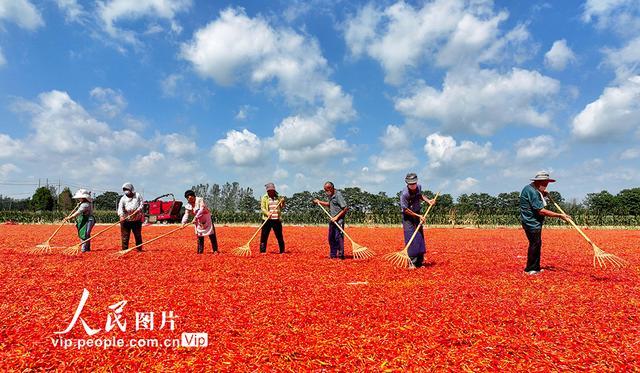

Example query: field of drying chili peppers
[0,224,639,371]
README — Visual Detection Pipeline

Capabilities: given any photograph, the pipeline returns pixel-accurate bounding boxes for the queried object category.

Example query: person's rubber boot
[259,242,267,254]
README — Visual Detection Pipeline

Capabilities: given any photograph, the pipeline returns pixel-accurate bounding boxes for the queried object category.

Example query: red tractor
[143,194,183,224]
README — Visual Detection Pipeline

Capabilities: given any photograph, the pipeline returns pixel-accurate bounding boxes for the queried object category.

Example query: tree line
[2,183,640,226]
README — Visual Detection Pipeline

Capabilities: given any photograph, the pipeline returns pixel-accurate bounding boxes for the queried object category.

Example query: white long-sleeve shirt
[118,192,144,222]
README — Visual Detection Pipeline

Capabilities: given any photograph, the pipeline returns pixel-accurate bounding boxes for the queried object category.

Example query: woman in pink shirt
[182,190,219,254]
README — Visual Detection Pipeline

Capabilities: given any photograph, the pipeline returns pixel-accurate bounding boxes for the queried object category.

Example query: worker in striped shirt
[259,182,286,254]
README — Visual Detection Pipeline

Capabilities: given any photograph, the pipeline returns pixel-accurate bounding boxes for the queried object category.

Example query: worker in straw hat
[520,171,571,275]
[63,189,95,253]
[400,173,436,268]
[118,182,144,252]
[259,182,286,254]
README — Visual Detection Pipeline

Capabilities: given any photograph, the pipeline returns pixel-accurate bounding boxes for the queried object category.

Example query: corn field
[2,209,639,227]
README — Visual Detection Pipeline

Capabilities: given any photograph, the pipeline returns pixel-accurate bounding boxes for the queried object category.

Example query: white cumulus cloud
[396,68,559,136]
[278,138,350,164]
[182,7,355,159]
[273,116,330,150]
[455,177,478,193]
[544,39,576,71]
[582,0,640,36]
[132,151,166,175]
[0,163,18,178]
[161,133,196,157]
[604,36,640,80]
[370,125,417,172]
[211,129,266,167]
[0,0,44,30]
[92,156,122,176]
[3,89,204,195]
[0,134,22,158]
[515,135,559,160]
[181,8,353,113]
[13,90,112,155]
[90,87,127,117]
[344,0,532,84]
[55,0,86,23]
[98,0,191,44]
[572,76,640,141]
[620,148,640,160]
[424,133,496,171]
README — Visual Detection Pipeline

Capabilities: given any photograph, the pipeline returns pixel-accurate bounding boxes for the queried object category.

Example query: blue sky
[1,0,639,201]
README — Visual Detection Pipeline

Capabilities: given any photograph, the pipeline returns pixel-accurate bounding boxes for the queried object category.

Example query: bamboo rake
[29,203,80,254]
[232,199,284,256]
[385,192,439,269]
[116,222,194,257]
[62,210,140,256]
[317,204,374,259]
[549,195,625,268]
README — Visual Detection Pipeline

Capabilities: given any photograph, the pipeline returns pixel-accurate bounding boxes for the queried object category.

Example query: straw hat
[72,189,93,201]
[530,171,556,182]
[265,182,276,191]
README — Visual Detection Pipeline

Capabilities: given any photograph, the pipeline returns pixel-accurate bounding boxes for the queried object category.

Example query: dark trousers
[523,227,542,272]
[197,233,218,254]
[121,221,143,251]
[409,254,424,268]
[259,219,285,253]
[328,220,345,259]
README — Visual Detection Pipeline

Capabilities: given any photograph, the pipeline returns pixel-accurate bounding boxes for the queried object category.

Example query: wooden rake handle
[245,198,284,245]
[74,210,140,246]
[317,204,354,243]
[127,222,194,251]
[548,194,594,245]
[45,203,82,241]
[402,192,439,252]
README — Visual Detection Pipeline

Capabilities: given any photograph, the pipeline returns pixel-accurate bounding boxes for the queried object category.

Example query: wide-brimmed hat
[405,172,418,184]
[530,171,556,182]
[72,188,93,201]
[265,182,276,191]
[122,182,135,192]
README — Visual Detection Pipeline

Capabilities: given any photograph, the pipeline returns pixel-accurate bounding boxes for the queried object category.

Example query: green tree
[496,192,520,212]
[31,187,55,211]
[584,190,616,214]
[220,182,240,212]
[190,183,209,200]
[190,183,214,209]
[436,193,454,210]
[342,187,370,213]
[285,191,317,213]
[0,195,30,211]
[467,193,497,210]
[616,188,640,215]
[370,191,398,214]
[93,191,121,210]
[209,183,222,211]
[57,187,74,211]
[456,194,473,213]
[547,191,564,205]
[238,187,258,213]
